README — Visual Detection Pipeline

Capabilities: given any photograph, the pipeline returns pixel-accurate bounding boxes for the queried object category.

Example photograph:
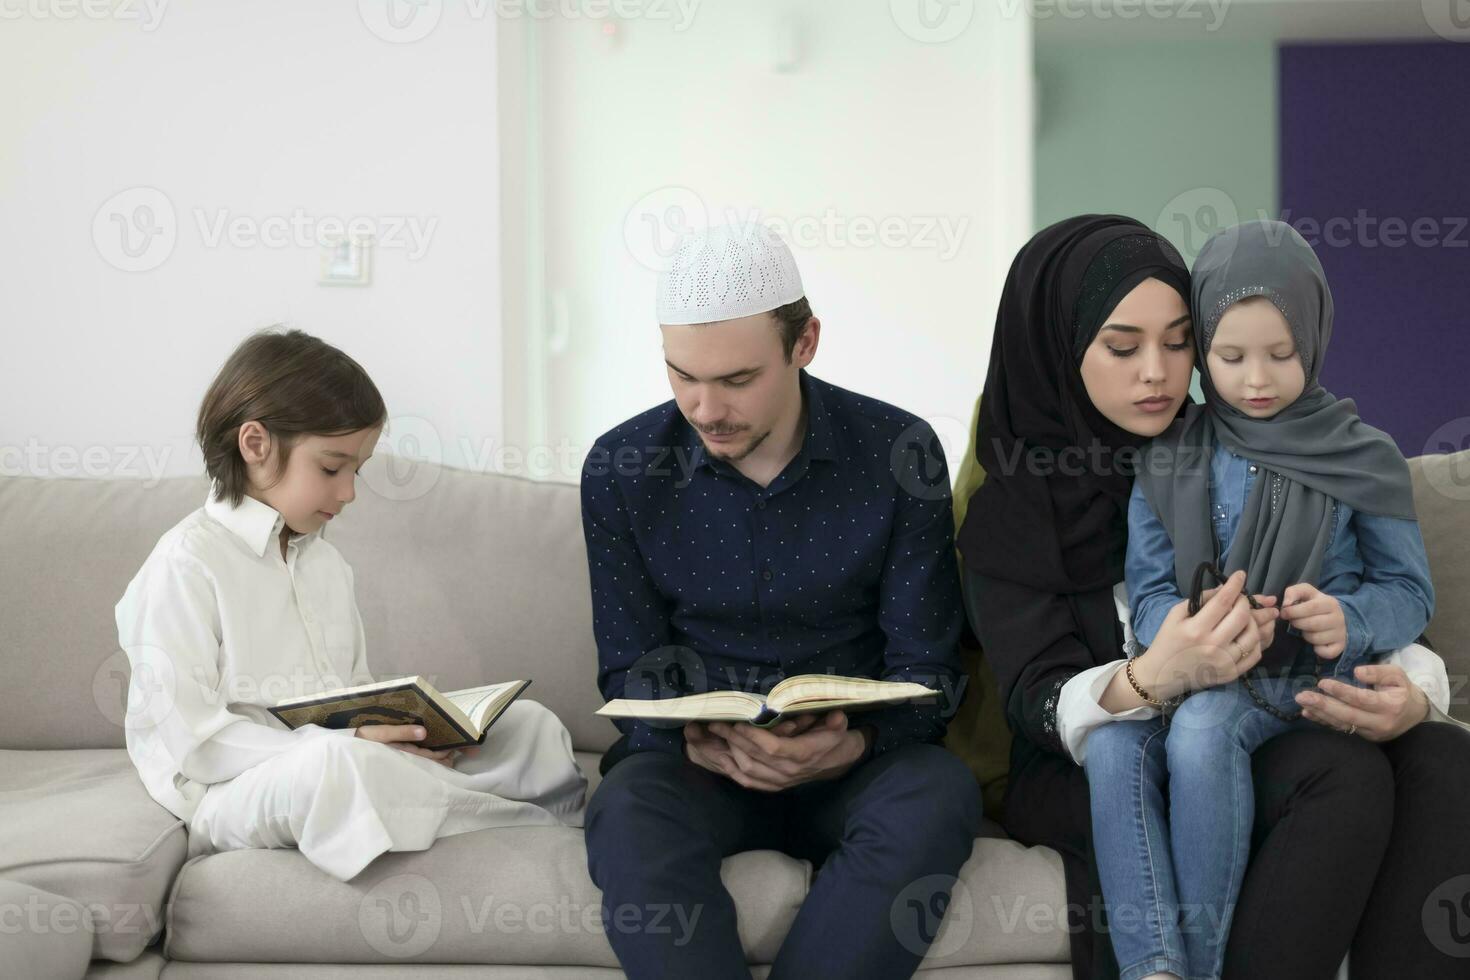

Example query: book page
[446,680,525,730]
[596,690,766,722]
[767,674,938,712]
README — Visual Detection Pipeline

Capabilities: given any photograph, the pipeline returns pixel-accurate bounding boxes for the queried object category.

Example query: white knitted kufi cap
[656,223,805,325]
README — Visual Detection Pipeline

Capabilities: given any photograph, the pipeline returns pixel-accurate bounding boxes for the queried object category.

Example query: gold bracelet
[1125,658,1167,707]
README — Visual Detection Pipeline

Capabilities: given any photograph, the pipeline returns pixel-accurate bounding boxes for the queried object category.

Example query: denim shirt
[1127,441,1434,677]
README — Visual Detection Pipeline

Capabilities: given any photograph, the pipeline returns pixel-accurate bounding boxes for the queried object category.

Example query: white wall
[0,1,503,483]
[503,0,1034,482]
[1,0,1032,489]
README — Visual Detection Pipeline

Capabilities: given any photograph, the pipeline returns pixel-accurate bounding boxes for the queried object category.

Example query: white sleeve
[1385,642,1451,715]
[117,546,352,788]
[1058,660,1160,766]
[344,559,374,687]
[180,720,352,784]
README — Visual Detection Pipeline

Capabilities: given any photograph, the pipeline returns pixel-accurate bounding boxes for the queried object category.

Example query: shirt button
[1248,465,1258,474]
[756,499,766,510]
[761,569,774,582]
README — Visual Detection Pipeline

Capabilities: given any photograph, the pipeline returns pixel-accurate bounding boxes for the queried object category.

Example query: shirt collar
[203,486,319,558]
[800,370,838,464]
[682,369,837,473]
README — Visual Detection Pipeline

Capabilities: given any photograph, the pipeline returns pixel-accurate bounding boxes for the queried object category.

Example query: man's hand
[355,723,459,768]
[683,712,871,792]
[1280,582,1347,659]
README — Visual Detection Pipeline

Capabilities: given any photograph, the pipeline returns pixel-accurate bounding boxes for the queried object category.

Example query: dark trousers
[1225,721,1470,979]
[1353,721,1470,978]
[1223,729,1395,979]
[584,742,983,980]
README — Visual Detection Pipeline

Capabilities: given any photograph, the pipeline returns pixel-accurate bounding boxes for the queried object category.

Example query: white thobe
[115,489,587,881]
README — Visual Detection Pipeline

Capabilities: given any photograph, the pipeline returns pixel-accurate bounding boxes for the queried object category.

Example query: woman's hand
[1295,663,1432,742]
[354,723,459,768]
[1200,583,1279,652]
[1131,571,1278,702]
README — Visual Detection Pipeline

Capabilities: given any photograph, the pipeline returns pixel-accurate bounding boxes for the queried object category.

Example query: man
[580,223,980,979]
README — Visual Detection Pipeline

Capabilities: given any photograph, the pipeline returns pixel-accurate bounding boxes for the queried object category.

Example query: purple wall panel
[1279,41,1469,457]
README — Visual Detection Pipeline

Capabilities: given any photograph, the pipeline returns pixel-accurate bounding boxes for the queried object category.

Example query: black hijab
[956,215,1190,595]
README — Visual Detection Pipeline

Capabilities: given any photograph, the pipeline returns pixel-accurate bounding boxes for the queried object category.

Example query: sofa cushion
[85,949,165,979]
[154,966,1070,979]
[165,826,809,966]
[0,879,96,980]
[0,750,186,963]
[1411,448,1470,722]
[916,839,1071,969]
[0,475,205,751]
[165,820,1067,970]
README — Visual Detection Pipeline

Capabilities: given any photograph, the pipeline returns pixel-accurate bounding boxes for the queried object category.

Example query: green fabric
[943,394,1013,821]
[952,392,988,536]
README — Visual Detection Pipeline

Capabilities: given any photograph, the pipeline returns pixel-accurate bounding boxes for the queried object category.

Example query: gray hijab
[1137,220,1417,601]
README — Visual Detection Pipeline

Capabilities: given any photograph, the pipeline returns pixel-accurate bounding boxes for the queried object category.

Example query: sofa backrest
[0,456,619,752]
[2,449,1466,752]
[1409,450,1470,721]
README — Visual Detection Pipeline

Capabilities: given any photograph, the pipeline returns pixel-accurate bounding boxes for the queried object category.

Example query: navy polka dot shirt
[580,370,964,762]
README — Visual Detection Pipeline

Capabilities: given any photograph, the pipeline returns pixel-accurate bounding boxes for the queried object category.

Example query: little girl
[1084,221,1436,980]
[117,328,586,881]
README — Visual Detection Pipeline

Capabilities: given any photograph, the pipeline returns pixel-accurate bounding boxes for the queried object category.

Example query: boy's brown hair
[197,328,387,506]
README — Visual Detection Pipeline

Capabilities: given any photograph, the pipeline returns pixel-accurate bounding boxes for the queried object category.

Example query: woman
[952,214,1470,979]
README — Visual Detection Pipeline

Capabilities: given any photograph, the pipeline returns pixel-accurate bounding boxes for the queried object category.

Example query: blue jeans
[1084,679,1317,980]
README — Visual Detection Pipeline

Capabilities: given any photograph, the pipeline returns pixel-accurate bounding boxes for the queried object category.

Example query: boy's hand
[354,724,459,768]
[1280,583,1347,659]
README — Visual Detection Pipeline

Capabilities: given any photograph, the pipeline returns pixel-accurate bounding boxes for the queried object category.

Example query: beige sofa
[2,450,1465,979]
